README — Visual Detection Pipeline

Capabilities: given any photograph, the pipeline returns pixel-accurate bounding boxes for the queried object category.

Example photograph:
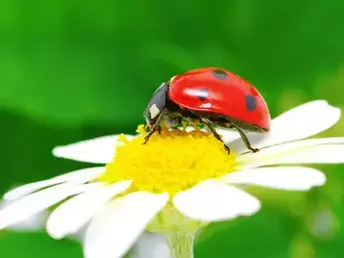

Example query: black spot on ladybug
[245,94,257,112]
[198,88,209,101]
[212,70,228,80]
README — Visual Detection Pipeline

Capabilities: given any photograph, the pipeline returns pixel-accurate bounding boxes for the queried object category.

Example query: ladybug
[143,67,271,153]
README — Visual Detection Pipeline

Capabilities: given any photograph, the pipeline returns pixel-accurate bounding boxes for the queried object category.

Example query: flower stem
[165,231,195,258]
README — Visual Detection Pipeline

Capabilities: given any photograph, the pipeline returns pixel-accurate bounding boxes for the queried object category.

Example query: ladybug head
[144,82,169,127]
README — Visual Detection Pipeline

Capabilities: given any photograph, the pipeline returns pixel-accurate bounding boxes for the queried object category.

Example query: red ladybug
[144,67,271,153]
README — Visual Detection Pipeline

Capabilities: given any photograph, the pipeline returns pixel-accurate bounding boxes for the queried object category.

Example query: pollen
[99,125,236,196]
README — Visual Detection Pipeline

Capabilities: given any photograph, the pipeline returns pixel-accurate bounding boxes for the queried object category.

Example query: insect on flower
[0,65,343,258]
[143,67,271,153]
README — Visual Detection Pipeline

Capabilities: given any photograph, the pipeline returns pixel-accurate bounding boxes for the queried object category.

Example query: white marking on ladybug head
[149,104,160,119]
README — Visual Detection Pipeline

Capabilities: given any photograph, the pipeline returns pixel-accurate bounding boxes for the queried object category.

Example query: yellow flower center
[99,125,236,197]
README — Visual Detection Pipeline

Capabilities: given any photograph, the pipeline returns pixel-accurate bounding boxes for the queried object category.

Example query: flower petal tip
[313,172,327,187]
[48,230,64,240]
[52,146,64,158]
[173,180,261,222]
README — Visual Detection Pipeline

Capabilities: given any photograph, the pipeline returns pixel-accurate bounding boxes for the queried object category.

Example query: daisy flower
[1,100,344,258]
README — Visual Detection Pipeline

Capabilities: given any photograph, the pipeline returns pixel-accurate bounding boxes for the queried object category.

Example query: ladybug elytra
[143,67,271,153]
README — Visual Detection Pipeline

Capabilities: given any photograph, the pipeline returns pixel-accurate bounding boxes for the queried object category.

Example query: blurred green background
[1,0,344,257]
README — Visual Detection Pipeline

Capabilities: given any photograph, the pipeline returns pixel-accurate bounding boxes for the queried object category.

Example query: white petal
[238,137,344,169]
[0,182,101,230]
[53,134,134,164]
[223,166,326,190]
[0,201,48,231]
[72,223,89,242]
[270,100,340,141]
[216,128,240,143]
[47,180,132,239]
[84,192,169,258]
[7,211,48,231]
[173,180,260,222]
[228,100,341,153]
[3,167,105,201]
[132,232,170,258]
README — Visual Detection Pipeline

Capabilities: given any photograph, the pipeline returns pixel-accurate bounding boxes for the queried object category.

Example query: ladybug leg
[200,119,231,154]
[168,116,183,131]
[230,124,259,153]
[143,109,167,144]
[143,128,154,144]
[158,120,169,134]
